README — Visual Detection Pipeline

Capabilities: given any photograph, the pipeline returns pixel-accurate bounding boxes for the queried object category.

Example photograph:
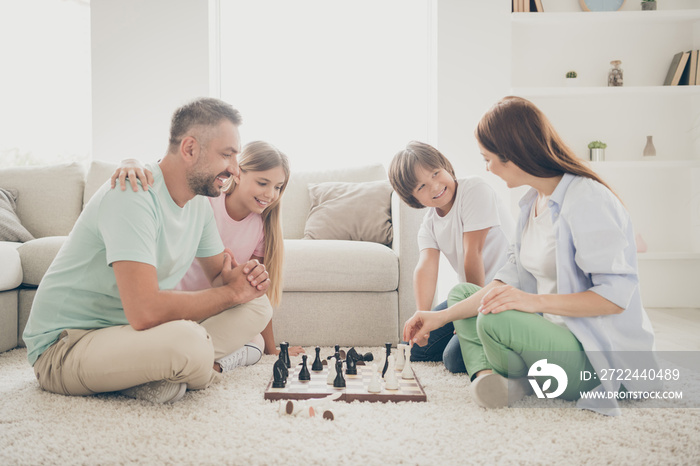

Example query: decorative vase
[590,148,605,162]
[643,135,656,157]
[608,60,623,87]
[641,1,657,10]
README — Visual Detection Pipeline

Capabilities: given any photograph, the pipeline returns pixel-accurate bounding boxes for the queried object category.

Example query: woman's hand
[478,285,540,315]
[110,159,154,192]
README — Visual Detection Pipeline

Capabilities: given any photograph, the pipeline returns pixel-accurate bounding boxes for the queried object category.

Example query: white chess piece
[327,356,337,385]
[367,363,382,393]
[402,345,414,379]
[384,355,399,390]
[395,343,406,371]
[280,392,341,419]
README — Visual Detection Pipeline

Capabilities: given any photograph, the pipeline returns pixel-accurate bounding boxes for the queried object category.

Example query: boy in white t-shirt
[389,141,513,372]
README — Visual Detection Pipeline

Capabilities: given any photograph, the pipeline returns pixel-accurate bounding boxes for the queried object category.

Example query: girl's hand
[110,159,154,192]
[478,285,539,315]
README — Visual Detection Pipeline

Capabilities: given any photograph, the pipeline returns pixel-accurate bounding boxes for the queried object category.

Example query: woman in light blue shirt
[403,96,659,416]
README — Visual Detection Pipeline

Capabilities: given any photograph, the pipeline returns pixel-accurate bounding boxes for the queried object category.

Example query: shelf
[511,86,700,97]
[638,252,700,261]
[512,10,700,24]
[590,160,700,169]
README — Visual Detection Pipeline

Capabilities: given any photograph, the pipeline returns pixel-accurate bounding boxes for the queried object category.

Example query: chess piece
[333,358,346,388]
[384,355,399,390]
[345,348,359,375]
[401,345,414,380]
[298,355,311,381]
[367,363,382,393]
[279,392,341,420]
[312,346,324,371]
[327,356,337,385]
[272,357,288,388]
[381,342,392,378]
[362,352,374,362]
[280,342,291,368]
[395,343,406,371]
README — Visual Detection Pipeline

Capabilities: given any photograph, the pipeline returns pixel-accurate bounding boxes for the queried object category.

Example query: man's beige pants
[33,296,273,396]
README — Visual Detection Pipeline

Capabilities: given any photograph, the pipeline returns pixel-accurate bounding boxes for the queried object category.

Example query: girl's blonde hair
[476,96,618,198]
[224,141,290,307]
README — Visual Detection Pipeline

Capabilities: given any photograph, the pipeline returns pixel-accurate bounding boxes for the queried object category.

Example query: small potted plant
[588,141,607,161]
[564,70,579,86]
[641,0,657,11]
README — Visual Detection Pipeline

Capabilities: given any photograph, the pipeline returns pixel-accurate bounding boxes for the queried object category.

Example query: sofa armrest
[391,192,426,338]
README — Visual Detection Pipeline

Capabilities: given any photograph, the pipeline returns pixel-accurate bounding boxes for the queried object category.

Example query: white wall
[91,0,212,163]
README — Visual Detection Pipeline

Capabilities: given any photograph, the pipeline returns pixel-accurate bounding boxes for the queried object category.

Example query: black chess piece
[298,355,311,381]
[280,342,291,368]
[272,357,287,388]
[333,358,346,388]
[362,352,374,362]
[382,342,392,377]
[312,346,323,371]
[345,351,357,375]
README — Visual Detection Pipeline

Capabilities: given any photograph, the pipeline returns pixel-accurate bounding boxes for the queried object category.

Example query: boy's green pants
[449,283,598,400]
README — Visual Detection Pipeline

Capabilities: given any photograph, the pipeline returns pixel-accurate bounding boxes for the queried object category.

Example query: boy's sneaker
[470,372,531,409]
[216,342,263,373]
[119,380,187,404]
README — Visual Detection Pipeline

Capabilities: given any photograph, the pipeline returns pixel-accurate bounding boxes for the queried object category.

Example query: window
[219,0,433,171]
[0,0,91,167]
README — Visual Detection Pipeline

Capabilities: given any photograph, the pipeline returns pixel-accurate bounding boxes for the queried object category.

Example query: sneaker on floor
[119,380,187,404]
[216,343,263,373]
[470,373,530,409]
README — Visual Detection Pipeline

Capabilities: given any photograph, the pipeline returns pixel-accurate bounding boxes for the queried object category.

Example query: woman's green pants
[449,283,599,400]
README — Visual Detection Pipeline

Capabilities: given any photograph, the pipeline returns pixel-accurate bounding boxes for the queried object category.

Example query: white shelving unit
[510,4,700,307]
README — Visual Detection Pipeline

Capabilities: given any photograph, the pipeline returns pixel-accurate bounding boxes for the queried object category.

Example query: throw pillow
[0,187,35,242]
[303,180,393,245]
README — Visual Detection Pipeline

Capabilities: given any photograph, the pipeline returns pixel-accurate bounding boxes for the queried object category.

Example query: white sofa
[0,161,423,353]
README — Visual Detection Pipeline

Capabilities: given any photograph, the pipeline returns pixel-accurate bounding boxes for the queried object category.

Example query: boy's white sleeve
[416,212,438,251]
[460,181,503,233]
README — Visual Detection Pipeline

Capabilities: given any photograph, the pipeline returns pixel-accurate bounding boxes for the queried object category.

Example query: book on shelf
[532,0,544,12]
[663,51,690,86]
[689,50,699,86]
[523,0,530,12]
[697,50,700,85]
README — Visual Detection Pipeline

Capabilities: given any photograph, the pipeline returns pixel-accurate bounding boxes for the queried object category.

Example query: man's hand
[403,310,444,347]
[110,159,154,192]
[220,249,270,304]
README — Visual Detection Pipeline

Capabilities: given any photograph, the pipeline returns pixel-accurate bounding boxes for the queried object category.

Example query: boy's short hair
[388,141,456,209]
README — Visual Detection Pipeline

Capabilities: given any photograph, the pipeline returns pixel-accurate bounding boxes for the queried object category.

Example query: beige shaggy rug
[1,347,698,465]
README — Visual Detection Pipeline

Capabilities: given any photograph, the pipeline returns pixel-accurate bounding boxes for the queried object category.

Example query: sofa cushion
[282,164,387,239]
[0,188,35,242]
[0,242,22,291]
[0,163,85,238]
[84,160,118,207]
[303,180,393,245]
[17,237,66,286]
[282,239,398,292]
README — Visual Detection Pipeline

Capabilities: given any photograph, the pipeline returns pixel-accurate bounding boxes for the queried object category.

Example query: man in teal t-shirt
[22,98,273,403]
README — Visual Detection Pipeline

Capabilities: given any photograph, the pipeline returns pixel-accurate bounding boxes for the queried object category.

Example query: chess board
[264,362,427,403]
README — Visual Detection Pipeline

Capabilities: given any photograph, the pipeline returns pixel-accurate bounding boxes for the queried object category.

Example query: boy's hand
[403,310,440,347]
[110,159,154,192]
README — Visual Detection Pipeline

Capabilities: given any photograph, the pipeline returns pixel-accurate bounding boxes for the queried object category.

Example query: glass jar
[608,60,623,87]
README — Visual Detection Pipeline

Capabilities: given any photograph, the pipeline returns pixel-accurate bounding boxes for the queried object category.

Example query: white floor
[646,308,700,351]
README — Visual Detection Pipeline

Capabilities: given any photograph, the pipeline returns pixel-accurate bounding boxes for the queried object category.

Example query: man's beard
[187,158,225,198]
